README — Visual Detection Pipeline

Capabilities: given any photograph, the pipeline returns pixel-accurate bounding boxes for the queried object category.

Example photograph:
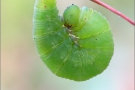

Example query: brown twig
[91,0,135,26]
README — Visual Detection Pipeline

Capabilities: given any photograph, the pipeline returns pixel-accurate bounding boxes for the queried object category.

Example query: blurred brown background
[1,0,134,90]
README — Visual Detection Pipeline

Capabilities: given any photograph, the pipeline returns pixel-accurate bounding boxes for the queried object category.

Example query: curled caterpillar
[33,0,114,81]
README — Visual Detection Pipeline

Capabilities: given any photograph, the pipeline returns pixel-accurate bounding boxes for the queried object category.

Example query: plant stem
[91,0,135,26]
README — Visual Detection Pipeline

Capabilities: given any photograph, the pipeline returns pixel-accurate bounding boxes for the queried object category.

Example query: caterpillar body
[33,0,114,81]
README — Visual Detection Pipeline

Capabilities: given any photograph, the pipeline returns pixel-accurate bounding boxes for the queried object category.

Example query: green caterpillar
[33,0,114,81]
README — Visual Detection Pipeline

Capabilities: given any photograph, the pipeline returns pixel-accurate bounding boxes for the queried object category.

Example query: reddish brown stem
[91,0,135,26]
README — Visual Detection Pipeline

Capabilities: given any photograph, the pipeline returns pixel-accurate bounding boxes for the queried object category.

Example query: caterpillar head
[63,4,80,28]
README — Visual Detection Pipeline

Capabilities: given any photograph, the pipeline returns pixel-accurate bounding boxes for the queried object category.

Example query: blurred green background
[1,0,134,90]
